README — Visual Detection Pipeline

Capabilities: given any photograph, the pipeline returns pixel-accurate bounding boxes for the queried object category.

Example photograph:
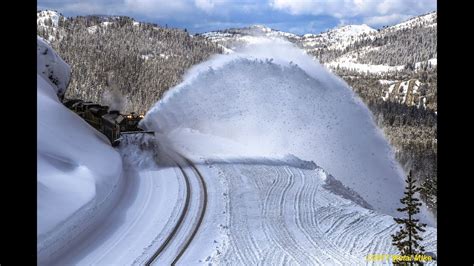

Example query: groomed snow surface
[38,36,437,265]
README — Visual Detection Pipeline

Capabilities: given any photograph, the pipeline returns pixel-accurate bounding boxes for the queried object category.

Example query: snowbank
[142,38,435,226]
[37,36,123,265]
[37,37,70,98]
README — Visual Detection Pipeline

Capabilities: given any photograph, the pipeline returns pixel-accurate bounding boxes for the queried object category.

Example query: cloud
[124,0,192,18]
[38,0,436,34]
[363,14,411,27]
[195,0,216,13]
[269,0,436,26]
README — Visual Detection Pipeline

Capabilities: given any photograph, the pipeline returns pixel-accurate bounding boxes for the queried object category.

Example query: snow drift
[37,36,123,265]
[142,38,434,225]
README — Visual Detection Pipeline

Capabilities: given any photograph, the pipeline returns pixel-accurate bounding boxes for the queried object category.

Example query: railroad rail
[145,153,208,265]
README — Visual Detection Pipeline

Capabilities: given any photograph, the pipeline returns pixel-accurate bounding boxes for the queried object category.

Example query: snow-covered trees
[37,15,222,113]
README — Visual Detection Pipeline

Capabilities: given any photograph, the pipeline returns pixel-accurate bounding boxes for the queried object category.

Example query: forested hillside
[37,11,222,113]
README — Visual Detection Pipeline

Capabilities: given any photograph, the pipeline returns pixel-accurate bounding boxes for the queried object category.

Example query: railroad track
[145,153,208,265]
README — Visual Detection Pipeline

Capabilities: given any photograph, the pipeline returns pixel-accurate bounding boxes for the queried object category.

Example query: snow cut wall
[37,36,123,265]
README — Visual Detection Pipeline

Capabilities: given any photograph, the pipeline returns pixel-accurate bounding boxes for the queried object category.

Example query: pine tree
[391,170,427,264]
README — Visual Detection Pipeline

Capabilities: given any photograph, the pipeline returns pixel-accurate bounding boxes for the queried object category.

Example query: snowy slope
[302,24,376,51]
[37,36,123,265]
[141,37,434,226]
[37,10,64,42]
[202,25,301,51]
[382,11,437,32]
[382,79,427,108]
[37,37,70,98]
[37,10,61,27]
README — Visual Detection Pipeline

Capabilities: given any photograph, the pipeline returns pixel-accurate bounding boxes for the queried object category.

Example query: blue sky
[37,0,436,35]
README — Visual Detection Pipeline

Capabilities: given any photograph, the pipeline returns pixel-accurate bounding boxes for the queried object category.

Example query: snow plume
[142,37,434,225]
[102,71,126,111]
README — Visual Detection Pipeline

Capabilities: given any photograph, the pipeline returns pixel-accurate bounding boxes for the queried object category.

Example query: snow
[141,53,155,60]
[383,12,437,32]
[251,24,272,33]
[37,36,123,265]
[399,81,409,104]
[87,25,98,34]
[194,159,437,265]
[301,24,376,51]
[58,131,436,264]
[379,79,396,85]
[54,159,182,265]
[37,10,60,27]
[109,132,437,264]
[141,37,435,226]
[381,79,427,108]
[327,60,405,74]
[37,37,70,98]
[415,58,437,69]
[42,34,437,264]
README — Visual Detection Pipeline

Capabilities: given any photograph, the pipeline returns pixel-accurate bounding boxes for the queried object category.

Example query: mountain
[201,12,436,76]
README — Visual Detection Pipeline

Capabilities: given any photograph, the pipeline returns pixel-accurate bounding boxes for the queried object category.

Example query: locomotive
[62,98,152,146]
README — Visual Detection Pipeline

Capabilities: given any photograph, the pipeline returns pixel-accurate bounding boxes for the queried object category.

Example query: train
[62,98,153,146]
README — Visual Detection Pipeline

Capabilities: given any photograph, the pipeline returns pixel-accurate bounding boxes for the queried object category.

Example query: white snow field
[37,36,123,265]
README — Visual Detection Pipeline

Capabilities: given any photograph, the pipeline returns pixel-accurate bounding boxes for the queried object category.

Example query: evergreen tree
[391,170,427,264]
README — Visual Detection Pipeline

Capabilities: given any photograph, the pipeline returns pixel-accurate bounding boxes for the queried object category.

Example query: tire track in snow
[260,166,316,264]
[279,166,327,264]
[294,168,357,265]
[223,164,261,265]
[289,168,344,265]
[213,162,437,265]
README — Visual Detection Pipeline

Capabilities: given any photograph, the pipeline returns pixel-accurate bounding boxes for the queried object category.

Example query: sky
[37,0,436,35]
